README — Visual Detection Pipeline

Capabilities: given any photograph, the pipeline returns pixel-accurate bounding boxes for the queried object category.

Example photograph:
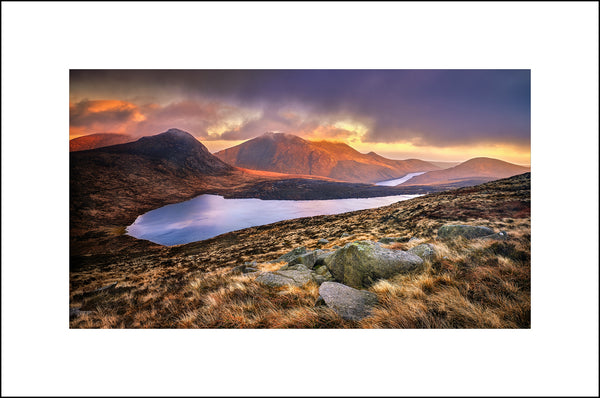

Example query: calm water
[126,194,420,246]
[375,172,426,186]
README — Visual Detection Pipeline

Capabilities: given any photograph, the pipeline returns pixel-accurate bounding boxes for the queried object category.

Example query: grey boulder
[319,282,378,321]
[276,247,307,263]
[288,251,318,269]
[324,240,424,288]
[255,268,314,287]
[438,225,494,239]
[408,243,436,261]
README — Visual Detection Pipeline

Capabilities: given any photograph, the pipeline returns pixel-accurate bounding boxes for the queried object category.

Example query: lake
[126,194,421,246]
[375,172,426,186]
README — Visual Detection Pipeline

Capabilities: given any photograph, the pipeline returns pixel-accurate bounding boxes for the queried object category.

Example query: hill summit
[215,132,439,183]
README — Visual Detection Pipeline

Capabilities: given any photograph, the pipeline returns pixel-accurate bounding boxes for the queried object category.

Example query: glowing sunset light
[70,70,530,164]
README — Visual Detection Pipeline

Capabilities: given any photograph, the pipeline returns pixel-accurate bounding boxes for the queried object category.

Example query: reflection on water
[375,172,426,186]
[126,194,420,246]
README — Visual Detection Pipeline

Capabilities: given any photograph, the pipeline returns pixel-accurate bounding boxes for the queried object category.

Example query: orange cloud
[69,100,146,138]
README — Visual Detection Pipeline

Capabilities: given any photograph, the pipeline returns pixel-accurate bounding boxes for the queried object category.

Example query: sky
[70,70,530,164]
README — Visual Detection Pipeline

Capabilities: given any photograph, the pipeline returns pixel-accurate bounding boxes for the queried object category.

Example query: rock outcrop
[408,243,436,261]
[319,282,378,321]
[255,267,314,287]
[438,225,495,239]
[324,240,423,288]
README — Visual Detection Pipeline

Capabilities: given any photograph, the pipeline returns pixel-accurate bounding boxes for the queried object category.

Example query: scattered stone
[230,263,259,274]
[317,238,329,245]
[340,232,351,238]
[408,243,436,261]
[279,263,310,271]
[318,282,378,321]
[315,250,334,266]
[255,273,296,287]
[276,247,307,263]
[438,225,495,240]
[256,268,314,287]
[288,250,318,269]
[324,240,424,288]
[312,265,335,285]
[482,231,509,240]
[332,245,341,250]
[378,236,408,244]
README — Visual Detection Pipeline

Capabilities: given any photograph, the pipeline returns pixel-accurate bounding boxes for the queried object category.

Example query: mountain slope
[70,133,134,152]
[70,128,417,255]
[215,132,440,183]
[402,157,531,186]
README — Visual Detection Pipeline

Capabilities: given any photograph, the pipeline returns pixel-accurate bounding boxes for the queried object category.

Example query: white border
[2,2,598,396]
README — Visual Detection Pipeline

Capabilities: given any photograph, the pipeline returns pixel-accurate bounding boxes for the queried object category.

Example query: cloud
[70,70,530,149]
[69,98,262,140]
[69,100,145,136]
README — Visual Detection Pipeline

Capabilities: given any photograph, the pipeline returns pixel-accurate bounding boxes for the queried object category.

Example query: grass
[70,173,531,328]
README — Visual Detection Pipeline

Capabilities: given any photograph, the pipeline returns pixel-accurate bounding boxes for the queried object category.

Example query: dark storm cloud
[70,69,530,147]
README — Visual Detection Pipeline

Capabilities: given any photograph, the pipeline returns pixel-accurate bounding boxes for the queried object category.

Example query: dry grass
[70,174,531,328]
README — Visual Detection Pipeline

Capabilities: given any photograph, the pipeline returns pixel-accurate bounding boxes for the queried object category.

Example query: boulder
[288,251,317,269]
[276,247,307,263]
[324,240,424,288]
[481,231,509,240]
[438,225,494,239]
[408,243,436,261]
[278,263,310,271]
[312,265,335,285]
[230,262,260,274]
[255,268,314,287]
[315,250,334,266]
[319,282,378,321]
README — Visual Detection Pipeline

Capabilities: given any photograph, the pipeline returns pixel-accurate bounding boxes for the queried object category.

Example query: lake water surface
[375,172,426,186]
[126,194,420,246]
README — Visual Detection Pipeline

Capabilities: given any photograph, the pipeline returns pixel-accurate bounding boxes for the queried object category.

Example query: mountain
[69,133,134,152]
[215,132,440,183]
[401,157,531,186]
[427,161,461,169]
[83,128,233,174]
[70,128,414,255]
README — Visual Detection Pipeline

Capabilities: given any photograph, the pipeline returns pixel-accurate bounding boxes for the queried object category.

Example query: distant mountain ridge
[215,132,440,183]
[70,133,134,152]
[401,157,530,186]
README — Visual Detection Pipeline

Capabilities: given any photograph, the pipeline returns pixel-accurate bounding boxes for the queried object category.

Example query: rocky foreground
[70,173,530,328]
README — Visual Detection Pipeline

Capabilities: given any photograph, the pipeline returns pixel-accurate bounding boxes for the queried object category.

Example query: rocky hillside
[403,157,530,186]
[215,132,440,183]
[70,173,530,328]
[70,128,422,255]
[69,133,134,151]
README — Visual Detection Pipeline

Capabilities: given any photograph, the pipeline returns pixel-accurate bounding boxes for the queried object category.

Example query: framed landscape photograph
[69,69,531,329]
[3,3,597,397]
